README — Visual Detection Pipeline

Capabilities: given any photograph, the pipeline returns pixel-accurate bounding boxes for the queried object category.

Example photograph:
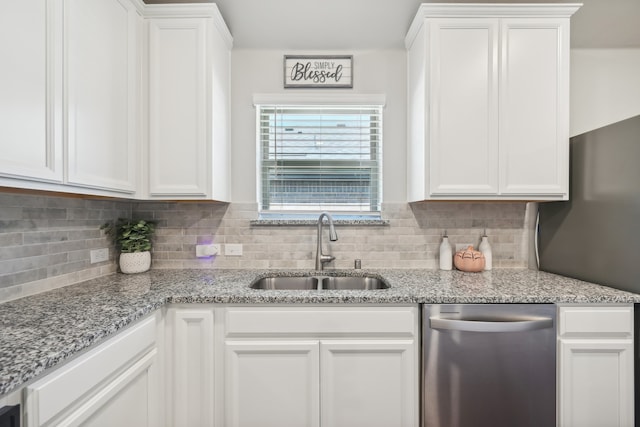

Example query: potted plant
[102,219,156,274]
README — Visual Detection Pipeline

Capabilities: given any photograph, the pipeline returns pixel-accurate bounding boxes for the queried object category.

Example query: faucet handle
[320,254,335,265]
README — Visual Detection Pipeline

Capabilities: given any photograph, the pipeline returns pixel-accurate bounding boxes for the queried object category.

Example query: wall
[570,48,640,136]
[0,191,129,302]
[230,49,407,203]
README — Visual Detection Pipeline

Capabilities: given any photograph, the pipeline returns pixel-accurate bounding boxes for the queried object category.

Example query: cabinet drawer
[225,306,418,338]
[559,306,633,338]
[24,314,157,426]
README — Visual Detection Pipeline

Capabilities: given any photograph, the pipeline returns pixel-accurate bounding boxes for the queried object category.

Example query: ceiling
[147,0,640,49]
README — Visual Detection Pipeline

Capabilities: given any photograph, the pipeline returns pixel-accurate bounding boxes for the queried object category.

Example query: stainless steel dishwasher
[422,304,556,427]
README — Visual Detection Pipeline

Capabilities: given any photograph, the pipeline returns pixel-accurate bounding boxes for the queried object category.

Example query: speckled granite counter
[1,268,639,396]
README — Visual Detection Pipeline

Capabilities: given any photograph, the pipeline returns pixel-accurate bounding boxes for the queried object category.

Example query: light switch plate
[90,248,109,264]
[225,244,243,256]
[196,244,220,258]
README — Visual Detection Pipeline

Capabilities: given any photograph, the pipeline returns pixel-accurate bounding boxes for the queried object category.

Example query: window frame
[255,98,384,217]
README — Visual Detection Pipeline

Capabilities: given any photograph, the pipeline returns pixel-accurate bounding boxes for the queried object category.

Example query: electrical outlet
[225,244,243,256]
[456,243,474,252]
[90,248,109,264]
[196,244,220,258]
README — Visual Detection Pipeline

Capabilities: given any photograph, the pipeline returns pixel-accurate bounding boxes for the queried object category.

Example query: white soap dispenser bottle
[439,230,452,271]
[479,229,492,271]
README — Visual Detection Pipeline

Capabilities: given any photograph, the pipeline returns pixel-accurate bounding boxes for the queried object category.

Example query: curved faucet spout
[316,212,338,270]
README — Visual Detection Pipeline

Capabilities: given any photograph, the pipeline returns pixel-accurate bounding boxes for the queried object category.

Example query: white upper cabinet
[406,4,580,201]
[0,0,141,197]
[65,0,141,195]
[0,1,231,200]
[425,18,500,196]
[499,17,571,196]
[0,0,63,184]
[144,4,232,201]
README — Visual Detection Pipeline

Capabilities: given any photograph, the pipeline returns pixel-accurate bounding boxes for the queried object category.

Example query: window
[258,105,382,215]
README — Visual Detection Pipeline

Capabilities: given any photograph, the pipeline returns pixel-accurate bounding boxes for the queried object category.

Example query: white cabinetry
[558,305,634,427]
[0,0,63,184]
[226,340,320,427]
[166,307,216,427]
[23,312,163,427]
[406,4,580,201]
[320,340,415,427]
[1,2,232,200]
[222,306,419,427]
[144,4,232,201]
[65,0,141,194]
[0,0,141,197]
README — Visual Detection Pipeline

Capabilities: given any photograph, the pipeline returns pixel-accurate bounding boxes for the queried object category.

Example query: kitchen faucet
[315,212,338,270]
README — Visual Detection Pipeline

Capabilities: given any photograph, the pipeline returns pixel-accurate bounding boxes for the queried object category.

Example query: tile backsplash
[0,191,130,302]
[0,190,535,302]
[132,200,534,271]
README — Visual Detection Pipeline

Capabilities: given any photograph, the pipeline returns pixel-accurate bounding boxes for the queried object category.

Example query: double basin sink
[250,274,389,290]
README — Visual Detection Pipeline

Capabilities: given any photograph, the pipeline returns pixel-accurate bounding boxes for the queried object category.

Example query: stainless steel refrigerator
[538,114,640,293]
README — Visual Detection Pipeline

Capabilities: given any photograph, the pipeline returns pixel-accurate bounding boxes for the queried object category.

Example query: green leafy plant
[101,219,156,253]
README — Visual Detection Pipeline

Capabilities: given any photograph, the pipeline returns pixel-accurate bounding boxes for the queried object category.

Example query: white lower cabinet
[558,305,634,427]
[23,311,163,427]
[320,340,415,427]
[222,306,419,427]
[225,341,320,427]
[224,338,416,427]
[166,307,215,427]
[14,303,638,427]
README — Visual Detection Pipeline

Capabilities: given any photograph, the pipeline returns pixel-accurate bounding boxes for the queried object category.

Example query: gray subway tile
[24,230,69,244]
[0,245,47,261]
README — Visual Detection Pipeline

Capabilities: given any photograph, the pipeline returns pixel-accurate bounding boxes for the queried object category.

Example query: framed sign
[284,55,353,88]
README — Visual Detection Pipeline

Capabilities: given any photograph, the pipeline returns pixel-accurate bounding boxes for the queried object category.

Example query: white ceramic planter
[119,251,151,274]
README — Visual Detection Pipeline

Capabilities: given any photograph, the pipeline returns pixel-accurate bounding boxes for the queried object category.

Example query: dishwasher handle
[430,316,554,333]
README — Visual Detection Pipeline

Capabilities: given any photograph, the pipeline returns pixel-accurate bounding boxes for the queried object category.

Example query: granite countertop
[1,268,639,396]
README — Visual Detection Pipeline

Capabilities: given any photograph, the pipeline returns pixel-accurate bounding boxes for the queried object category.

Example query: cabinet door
[24,314,160,427]
[0,0,63,183]
[53,349,159,427]
[558,339,633,427]
[225,341,320,427]
[147,17,209,198]
[428,19,499,195]
[65,0,138,194]
[499,18,569,196]
[170,309,215,427]
[320,340,417,427]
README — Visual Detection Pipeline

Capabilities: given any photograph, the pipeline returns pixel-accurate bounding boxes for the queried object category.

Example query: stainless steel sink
[321,276,389,290]
[249,275,389,290]
[250,276,319,290]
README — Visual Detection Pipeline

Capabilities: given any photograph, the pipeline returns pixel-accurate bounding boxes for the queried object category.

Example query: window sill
[250,214,389,227]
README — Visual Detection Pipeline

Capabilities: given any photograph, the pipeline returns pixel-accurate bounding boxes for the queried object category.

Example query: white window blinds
[258,105,382,213]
